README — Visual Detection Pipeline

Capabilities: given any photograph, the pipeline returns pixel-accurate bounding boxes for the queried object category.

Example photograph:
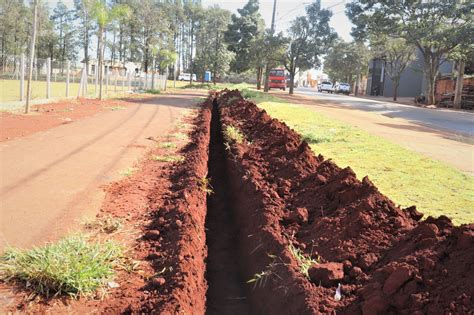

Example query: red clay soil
[0,98,130,142]
[5,102,211,314]
[4,90,472,314]
[214,89,473,314]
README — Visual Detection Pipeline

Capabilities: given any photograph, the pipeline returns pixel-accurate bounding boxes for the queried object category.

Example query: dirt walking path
[0,92,201,251]
[270,91,474,175]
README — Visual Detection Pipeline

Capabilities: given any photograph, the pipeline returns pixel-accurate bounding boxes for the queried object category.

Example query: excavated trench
[204,100,251,314]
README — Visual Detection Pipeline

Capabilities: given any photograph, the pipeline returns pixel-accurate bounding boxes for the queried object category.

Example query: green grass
[288,243,318,278]
[177,81,253,91]
[0,235,124,297]
[159,142,177,149]
[119,167,138,177]
[250,95,473,225]
[224,125,245,144]
[0,79,130,104]
[145,89,161,94]
[152,154,184,163]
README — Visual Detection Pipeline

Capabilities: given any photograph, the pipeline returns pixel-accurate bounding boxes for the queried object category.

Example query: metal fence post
[46,57,51,98]
[66,60,70,97]
[20,54,25,102]
[106,68,109,95]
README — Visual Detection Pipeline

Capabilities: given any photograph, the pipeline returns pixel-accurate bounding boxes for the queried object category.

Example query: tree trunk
[84,21,89,75]
[98,27,104,100]
[453,60,465,109]
[256,67,262,90]
[25,0,38,114]
[263,65,270,92]
[393,77,399,101]
[422,51,440,105]
[354,63,361,96]
[289,70,295,95]
[189,22,194,85]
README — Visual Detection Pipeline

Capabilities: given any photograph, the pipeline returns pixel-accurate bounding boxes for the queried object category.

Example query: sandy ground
[271,91,474,175]
[0,92,202,251]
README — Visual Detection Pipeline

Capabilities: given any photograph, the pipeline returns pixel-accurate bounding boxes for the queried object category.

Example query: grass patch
[145,89,161,94]
[152,154,184,163]
[0,235,124,297]
[83,214,123,234]
[257,98,474,225]
[224,125,245,144]
[159,142,177,149]
[119,167,138,177]
[197,176,214,195]
[172,132,188,141]
[288,243,318,278]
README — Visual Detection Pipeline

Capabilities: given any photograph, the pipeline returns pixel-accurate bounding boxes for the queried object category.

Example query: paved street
[295,87,474,137]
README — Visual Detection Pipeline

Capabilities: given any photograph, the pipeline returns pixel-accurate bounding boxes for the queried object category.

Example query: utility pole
[25,0,39,114]
[264,0,277,92]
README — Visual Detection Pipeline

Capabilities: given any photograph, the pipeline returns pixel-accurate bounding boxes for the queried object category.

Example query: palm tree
[91,1,129,100]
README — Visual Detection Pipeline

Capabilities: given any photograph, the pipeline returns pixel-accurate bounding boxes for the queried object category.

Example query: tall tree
[324,39,368,89]
[371,37,416,101]
[285,0,336,94]
[26,0,39,114]
[52,1,77,73]
[74,0,94,74]
[225,0,263,73]
[347,0,474,104]
[195,6,232,84]
[91,0,129,99]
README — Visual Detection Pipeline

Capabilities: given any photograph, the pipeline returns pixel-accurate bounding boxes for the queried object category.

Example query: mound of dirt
[214,89,473,314]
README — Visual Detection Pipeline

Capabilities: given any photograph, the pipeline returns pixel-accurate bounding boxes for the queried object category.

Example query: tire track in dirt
[0,104,143,196]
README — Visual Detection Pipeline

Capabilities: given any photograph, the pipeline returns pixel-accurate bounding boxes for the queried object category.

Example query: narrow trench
[204,100,251,314]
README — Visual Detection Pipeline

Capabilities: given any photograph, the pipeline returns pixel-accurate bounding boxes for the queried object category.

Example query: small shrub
[0,235,124,297]
[241,88,259,99]
[197,177,213,195]
[224,125,245,144]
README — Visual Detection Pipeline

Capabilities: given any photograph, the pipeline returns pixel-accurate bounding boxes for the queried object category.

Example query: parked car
[334,82,351,95]
[178,73,197,81]
[319,81,334,93]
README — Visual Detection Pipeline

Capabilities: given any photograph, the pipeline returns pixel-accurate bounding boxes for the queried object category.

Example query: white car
[178,73,197,81]
[335,82,351,95]
[319,81,334,93]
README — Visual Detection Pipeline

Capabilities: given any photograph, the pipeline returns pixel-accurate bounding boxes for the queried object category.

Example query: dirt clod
[308,262,344,287]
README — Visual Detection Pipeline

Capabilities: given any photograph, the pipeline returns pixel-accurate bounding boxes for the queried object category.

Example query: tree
[284,0,336,94]
[323,40,367,87]
[0,0,30,57]
[225,0,264,73]
[371,37,416,101]
[52,1,77,74]
[449,41,474,109]
[347,0,474,104]
[91,0,129,100]
[195,6,232,84]
[74,0,95,74]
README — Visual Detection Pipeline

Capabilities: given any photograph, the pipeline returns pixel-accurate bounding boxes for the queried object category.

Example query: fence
[0,54,167,105]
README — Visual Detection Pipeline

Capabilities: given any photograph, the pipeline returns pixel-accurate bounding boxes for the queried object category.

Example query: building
[366,50,453,98]
[84,59,141,76]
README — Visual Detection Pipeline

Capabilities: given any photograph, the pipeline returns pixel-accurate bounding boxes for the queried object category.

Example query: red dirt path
[0,98,131,142]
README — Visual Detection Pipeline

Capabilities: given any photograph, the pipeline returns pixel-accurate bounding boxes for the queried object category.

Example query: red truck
[268,68,286,90]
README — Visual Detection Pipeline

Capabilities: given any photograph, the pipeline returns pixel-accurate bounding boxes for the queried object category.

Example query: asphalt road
[295,87,474,137]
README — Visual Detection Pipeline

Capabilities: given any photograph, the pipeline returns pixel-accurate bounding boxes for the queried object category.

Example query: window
[269,70,285,76]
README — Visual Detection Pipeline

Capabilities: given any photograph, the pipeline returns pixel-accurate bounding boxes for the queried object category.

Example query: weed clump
[0,235,124,297]
[152,155,184,163]
[145,89,161,94]
[224,125,245,144]
[288,243,318,278]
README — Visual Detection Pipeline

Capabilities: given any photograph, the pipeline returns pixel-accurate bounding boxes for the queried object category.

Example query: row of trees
[345,0,473,105]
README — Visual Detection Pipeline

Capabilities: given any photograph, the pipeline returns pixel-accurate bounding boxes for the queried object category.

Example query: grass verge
[247,92,473,225]
[0,235,124,297]
[152,154,184,163]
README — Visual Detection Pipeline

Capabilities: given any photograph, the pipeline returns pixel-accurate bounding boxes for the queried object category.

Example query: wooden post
[95,67,98,97]
[151,60,155,90]
[128,72,131,91]
[46,57,51,98]
[122,72,125,91]
[34,57,38,81]
[115,72,118,92]
[78,67,84,97]
[66,60,70,97]
[20,54,25,102]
